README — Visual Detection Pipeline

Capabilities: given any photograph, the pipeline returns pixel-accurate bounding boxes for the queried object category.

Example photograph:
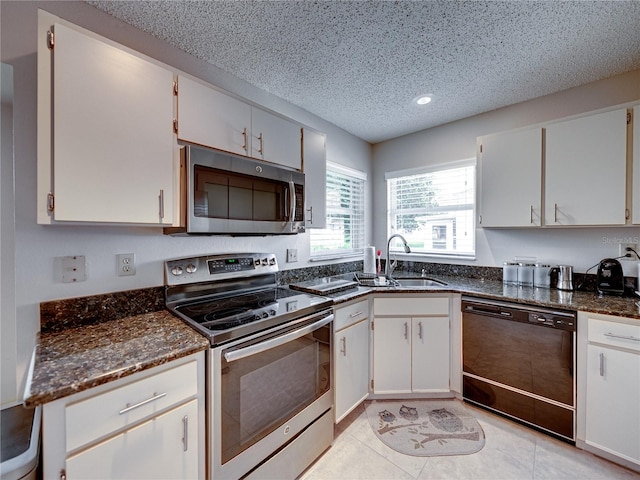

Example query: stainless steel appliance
[596,258,625,295]
[165,145,305,236]
[165,253,333,479]
[462,297,576,442]
[552,265,574,291]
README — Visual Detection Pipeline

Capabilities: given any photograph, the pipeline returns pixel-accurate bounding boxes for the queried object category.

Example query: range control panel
[165,253,278,285]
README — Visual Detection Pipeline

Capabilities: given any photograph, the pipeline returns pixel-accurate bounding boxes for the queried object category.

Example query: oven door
[210,311,333,479]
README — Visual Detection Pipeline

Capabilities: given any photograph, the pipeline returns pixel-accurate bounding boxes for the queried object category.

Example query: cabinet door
[478,128,542,227]
[177,75,251,156]
[302,128,327,229]
[251,108,302,170]
[66,400,199,480]
[51,23,175,224]
[545,109,628,226]
[373,318,411,394]
[585,345,640,463]
[334,319,370,422]
[412,317,450,392]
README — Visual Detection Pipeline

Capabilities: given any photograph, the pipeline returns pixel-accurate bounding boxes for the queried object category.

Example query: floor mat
[364,399,485,456]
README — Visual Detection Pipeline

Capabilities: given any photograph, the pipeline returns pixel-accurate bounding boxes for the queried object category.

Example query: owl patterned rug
[364,399,485,456]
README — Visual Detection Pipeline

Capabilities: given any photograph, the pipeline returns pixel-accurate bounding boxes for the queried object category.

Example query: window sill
[309,252,363,262]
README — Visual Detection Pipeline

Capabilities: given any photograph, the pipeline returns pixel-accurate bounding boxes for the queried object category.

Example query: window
[386,159,475,258]
[310,162,366,258]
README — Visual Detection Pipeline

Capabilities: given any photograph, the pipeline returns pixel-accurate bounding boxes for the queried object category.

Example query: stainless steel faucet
[385,234,411,280]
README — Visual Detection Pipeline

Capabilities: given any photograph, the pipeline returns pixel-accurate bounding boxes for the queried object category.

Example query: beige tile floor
[300,401,640,480]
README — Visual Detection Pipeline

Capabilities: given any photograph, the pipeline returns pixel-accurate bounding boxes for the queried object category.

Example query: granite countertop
[301,272,640,320]
[24,310,209,407]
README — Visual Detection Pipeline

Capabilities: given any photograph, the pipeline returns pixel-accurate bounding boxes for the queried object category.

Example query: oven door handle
[223,313,334,363]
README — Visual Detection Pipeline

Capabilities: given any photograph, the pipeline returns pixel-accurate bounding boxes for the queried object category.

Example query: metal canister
[534,263,551,288]
[503,262,518,284]
[517,263,535,287]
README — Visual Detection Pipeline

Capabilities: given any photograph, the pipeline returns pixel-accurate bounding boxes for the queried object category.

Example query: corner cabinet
[545,108,629,226]
[302,128,327,229]
[372,296,450,394]
[477,128,543,227]
[38,17,177,225]
[577,312,640,470]
[176,75,302,170]
[333,299,370,422]
[42,352,205,480]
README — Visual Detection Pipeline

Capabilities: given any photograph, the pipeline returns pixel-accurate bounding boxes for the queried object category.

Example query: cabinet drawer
[374,296,449,316]
[335,300,369,331]
[588,318,640,352]
[66,360,198,452]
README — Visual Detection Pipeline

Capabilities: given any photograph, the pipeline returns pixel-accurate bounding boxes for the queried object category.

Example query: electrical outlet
[286,248,298,263]
[117,253,136,276]
[619,243,638,259]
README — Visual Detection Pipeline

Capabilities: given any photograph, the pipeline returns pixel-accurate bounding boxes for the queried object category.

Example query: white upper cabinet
[176,75,251,156]
[251,107,302,170]
[478,128,542,227]
[177,75,302,170]
[302,128,327,229]
[545,108,628,226]
[39,20,176,225]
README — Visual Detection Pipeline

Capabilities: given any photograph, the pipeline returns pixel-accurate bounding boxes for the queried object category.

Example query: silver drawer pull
[599,352,605,377]
[119,392,167,415]
[349,311,363,318]
[604,332,640,342]
[182,415,189,451]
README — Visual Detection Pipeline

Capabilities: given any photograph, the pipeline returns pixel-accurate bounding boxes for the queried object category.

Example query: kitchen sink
[393,277,447,287]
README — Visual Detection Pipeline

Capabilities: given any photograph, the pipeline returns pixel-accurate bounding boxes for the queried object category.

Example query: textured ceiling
[86,1,640,144]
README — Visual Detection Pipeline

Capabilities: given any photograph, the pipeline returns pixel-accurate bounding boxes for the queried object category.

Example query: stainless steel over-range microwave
[164,144,305,235]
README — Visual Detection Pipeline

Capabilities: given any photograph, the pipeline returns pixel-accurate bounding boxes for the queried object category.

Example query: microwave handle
[288,181,296,222]
[223,313,333,363]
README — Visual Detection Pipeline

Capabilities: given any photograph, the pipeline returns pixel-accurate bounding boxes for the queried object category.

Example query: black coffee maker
[596,258,624,295]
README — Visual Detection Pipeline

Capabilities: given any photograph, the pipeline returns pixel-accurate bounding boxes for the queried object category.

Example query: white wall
[373,70,640,275]
[0,1,372,405]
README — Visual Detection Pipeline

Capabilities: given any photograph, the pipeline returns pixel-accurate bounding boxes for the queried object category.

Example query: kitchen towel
[364,246,376,275]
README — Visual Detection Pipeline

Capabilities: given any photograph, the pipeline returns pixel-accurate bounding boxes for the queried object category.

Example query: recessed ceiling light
[414,94,433,106]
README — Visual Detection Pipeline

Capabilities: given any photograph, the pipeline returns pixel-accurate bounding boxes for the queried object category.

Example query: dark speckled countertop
[24,310,209,407]
[26,266,639,408]
[294,272,640,320]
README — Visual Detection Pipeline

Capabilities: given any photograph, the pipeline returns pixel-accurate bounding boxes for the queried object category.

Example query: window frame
[385,158,476,260]
[309,161,367,261]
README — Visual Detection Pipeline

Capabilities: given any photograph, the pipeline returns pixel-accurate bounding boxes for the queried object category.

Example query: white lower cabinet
[334,299,370,423]
[66,400,198,480]
[42,352,205,480]
[578,312,640,469]
[372,296,450,394]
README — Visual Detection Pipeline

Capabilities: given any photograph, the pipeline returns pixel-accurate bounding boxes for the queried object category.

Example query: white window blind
[386,160,475,257]
[311,163,366,258]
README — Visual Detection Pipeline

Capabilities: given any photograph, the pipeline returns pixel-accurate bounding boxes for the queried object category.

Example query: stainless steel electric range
[165,253,334,479]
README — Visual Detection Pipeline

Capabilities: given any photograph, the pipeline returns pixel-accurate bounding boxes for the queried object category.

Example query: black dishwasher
[462,296,576,442]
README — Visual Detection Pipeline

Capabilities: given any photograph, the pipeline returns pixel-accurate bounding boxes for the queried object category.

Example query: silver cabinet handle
[241,127,248,153]
[349,311,363,318]
[340,336,347,357]
[307,205,313,224]
[604,332,640,342]
[258,132,264,155]
[530,205,534,224]
[418,321,423,340]
[182,415,189,452]
[554,203,558,223]
[404,322,408,340]
[599,352,605,377]
[119,392,167,415]
[159,189,165,219]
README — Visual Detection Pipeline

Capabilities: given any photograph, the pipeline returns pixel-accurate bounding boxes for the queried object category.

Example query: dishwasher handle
[464,303,513,318]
